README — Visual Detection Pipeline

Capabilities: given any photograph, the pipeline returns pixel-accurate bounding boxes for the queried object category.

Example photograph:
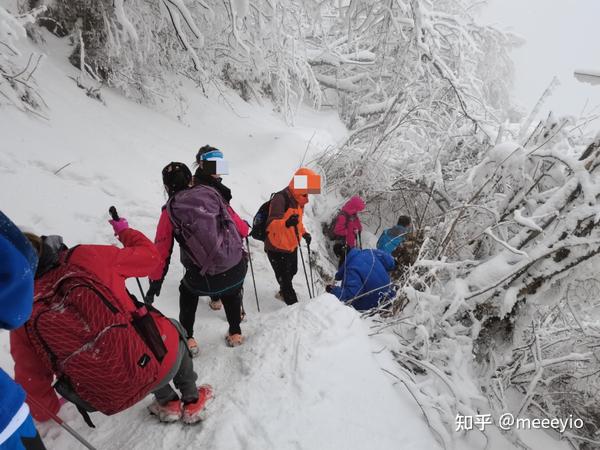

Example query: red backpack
[25,249,166,420]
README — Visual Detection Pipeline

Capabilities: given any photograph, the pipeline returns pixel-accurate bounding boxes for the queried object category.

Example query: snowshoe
[148,399,182,422]
[225,333,244,347]
[209,299,222,311]
[182,385,214,424]
[187,337,199,357]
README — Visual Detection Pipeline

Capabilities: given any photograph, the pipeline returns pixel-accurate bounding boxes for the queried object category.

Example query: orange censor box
[293,173,321,194]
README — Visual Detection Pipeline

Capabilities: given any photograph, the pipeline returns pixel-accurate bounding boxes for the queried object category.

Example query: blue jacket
[376,225,410,254]
[330,248,395,311]
[0,211,38,446]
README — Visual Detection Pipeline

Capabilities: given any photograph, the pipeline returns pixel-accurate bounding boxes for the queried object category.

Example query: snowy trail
[0,33,443,450]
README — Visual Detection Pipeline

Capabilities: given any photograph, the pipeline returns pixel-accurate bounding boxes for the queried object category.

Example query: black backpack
[250,191,289,241]
[324,211,352,241]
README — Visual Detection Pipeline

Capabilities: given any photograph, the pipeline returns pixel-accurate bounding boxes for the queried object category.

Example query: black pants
[21,434,46,450]
[179,282,243,336]
[267,250,298,305]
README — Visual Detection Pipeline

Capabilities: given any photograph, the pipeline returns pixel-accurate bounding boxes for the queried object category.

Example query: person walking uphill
[0,211,47,450]
[10,217,212,426]
[332,195,365,248]
[147,162,248,349]
[265,168,321,305]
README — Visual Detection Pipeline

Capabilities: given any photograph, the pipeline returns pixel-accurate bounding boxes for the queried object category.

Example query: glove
[303,233,312,245]
[325,284,333,293]
[145,280,163,305]
[109,218,129,236]
[285,214,299,228]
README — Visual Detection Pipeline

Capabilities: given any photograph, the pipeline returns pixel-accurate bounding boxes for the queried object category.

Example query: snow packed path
[0,33,442,449]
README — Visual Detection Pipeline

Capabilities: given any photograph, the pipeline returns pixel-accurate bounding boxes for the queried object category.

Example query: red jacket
[10,228,179,422]
[149,205,249,282]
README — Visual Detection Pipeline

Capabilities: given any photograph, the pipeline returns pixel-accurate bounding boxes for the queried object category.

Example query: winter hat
[288,167,321,206]
[196,145,224,163]
[24,233,65,277]
[196,145,228,176]
[397,215,411,227]
[0,210,38,329]
[162,162,192,197]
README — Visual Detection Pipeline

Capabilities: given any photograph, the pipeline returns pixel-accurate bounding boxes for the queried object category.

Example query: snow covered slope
[0,33,441,449]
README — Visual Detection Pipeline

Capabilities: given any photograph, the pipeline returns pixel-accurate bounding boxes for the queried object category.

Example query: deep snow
[0,32,443,450]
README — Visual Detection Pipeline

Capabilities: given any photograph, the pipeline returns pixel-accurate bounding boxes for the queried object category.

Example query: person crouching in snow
[10,217,212,425]
[326,243,396,311]
[332,195,365,248]
[192,145,250,315]
[147,162,248,349]
[376,215,412,255]
[0,211,47,450]
[265,168,320,305]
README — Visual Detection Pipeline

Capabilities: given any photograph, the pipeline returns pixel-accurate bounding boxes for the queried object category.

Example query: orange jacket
[265,168,319,252]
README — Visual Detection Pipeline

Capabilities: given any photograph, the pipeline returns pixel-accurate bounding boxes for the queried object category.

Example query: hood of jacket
[342,196,365,215]
[288,167,320,207]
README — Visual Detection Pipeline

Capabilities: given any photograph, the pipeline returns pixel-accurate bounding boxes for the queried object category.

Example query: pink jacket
[333,196,365,247]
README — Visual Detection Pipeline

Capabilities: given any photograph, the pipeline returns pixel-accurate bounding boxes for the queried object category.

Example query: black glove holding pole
[144,280,163,305]
[285,214,299,228]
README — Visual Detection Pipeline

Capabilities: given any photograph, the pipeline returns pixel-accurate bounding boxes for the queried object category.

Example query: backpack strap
[272,189,291,211]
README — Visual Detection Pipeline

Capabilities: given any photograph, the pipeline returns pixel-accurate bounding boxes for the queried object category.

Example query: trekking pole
[26,396,97,450]
[245,236,260,312]
[294,225,313,299]
[358,231,363,249]
[109,206,146,299]
[306,241,315,297]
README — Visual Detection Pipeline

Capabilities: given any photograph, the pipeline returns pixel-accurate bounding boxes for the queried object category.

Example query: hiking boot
[225,333,244,347]
[148,399,182,422]
[182,385,214,424]
[187,337,199,357]
[209,299,222,310]
[274,291,284,302]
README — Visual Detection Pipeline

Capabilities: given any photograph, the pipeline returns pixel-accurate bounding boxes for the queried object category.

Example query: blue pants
[0,415,45,450]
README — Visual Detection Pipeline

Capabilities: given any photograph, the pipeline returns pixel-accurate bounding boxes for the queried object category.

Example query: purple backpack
[166,185,243,275]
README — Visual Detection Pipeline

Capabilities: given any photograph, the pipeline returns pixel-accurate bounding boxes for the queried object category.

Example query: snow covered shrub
[320,16,600,440]
[317,0,519,238]
[21,0,322,115]
[368,121,600,448]
[0,3,46,116]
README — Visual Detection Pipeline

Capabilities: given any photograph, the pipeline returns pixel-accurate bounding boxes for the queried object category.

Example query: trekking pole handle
[109,206,119,221]
[108,206,146,300]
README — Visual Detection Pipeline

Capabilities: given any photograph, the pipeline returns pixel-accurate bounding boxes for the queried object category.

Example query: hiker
[10,217,212,425]
[331,195,365,248]
[147,161,248,349]
[265,168,320,305]
[192,145,250,313]
[0,211,47,450]
[326,243,396,311]
[376,215,412,255]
